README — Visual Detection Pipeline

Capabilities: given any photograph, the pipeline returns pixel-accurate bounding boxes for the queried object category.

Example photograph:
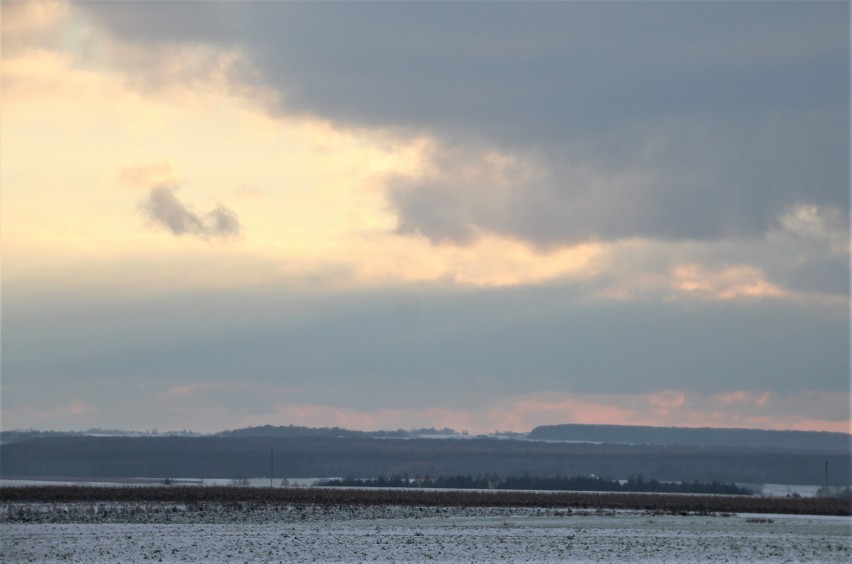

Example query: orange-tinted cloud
[210,389,851,435]
[671,264,787,300]
[485,390,850,434]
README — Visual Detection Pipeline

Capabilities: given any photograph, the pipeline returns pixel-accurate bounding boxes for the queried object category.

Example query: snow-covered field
[2,502,849,562]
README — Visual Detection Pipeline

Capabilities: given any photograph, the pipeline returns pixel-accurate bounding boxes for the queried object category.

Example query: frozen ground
[2,503,850,562]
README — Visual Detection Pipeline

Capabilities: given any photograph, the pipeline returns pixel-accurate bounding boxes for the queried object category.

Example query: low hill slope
[528,424,850,452]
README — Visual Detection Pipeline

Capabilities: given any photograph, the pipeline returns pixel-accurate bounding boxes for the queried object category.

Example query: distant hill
[3,423,849,486]
[4,423,847,453]
[215,425,404,439]
[0,426,463,444]
[214,425,466,439]
[0,428,199,444]
[527,424,851,452]
[2,435,849,486]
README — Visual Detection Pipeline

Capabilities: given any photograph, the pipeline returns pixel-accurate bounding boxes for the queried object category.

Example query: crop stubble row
[2,486,849,515]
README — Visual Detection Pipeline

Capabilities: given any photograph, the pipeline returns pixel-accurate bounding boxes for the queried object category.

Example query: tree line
[4,435,846,486]
[317,473,754,495]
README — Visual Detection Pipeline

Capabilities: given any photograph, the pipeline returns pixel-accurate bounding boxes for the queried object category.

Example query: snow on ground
[2,503,850,562]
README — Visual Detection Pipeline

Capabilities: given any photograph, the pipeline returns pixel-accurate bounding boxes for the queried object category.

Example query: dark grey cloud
[74,1,849,247]
[75,2,848,136]
[143,186,241,239]
[391,107,848,247]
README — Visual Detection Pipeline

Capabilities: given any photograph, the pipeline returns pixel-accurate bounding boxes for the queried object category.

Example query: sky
[1,1,849,435]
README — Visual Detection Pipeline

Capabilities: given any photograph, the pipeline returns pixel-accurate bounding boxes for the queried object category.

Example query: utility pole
[825,461,828,487]
[270,450,274,488]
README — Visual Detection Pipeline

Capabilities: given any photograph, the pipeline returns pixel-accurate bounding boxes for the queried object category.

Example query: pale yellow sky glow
[2,29,607,295]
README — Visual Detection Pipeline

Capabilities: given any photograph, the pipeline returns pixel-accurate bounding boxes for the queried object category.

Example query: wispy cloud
[142,186,241,240]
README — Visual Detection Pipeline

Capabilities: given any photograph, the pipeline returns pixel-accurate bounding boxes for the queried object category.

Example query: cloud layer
[77,1,849,247]
[1,1,847,434]
[3,282,848,433]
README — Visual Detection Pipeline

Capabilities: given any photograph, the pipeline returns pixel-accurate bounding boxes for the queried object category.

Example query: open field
[3,486,850,562]
[2,500,850,562]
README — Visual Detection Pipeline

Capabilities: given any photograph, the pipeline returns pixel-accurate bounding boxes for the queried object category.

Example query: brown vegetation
[2,486,849,516]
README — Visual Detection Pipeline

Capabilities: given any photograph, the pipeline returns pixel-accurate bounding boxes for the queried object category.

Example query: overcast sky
[2,1,849,434]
